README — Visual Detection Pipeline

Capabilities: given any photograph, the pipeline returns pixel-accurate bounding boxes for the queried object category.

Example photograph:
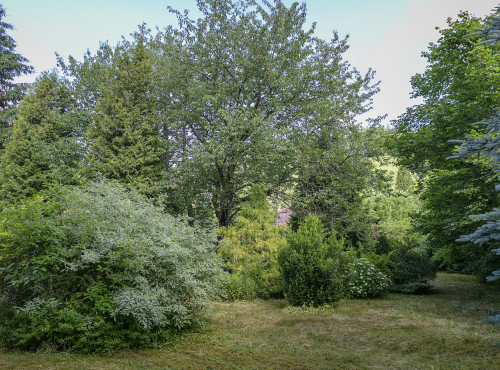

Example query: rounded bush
[278,214,350,307]
[0,182,223,352]
[388,249,437,294]
[345,258,391,298]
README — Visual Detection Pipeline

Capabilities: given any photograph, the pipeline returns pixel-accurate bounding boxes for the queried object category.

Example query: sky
[3,0,497,126]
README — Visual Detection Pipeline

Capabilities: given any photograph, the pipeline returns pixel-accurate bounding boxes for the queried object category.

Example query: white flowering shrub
[345,258,391,298]
[0,181,223,352]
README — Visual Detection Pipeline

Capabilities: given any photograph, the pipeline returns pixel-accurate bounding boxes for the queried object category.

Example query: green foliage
[0,72,81,207]
[219,272,258,302]
[415,163,500,276]
[361,251,393,277]
[345,258,391,298]
[80,36,165,197]
[288,127,375,248]
[365,192,420,247]
[391,11,500,173]
[153,0,378,227]
[388,249,437,294]
[447,8,500,297]
[278,214,351,307]
[0,5,34,151]
[388,10,500,280]
[374,234,393,255]
[0,181,222,352]
[0,298,180,353]
[217,187,286,300]
[363,157,421,251]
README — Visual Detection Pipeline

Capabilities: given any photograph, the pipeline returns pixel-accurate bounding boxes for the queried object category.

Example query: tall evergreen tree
[0,72,79,205]
[80,37,165,196]
[0,5,34,151]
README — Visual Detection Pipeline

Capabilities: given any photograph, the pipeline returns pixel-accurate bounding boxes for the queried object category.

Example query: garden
[0,0,500,367]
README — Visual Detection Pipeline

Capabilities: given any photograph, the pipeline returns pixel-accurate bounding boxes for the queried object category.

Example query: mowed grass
[1,273,500,370]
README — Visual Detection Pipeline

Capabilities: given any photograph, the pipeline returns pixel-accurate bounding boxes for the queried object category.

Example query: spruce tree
[0,5,34,151]
[81,38,164,196]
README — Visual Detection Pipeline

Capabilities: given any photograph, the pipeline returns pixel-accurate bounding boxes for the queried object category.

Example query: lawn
[1,273,499,370]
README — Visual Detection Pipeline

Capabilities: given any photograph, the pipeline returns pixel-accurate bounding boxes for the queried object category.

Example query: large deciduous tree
[391,11,500,173]
[450,7,500,282]
[390,10,500,274]
[154,0,379,227]
[0,5,34,151]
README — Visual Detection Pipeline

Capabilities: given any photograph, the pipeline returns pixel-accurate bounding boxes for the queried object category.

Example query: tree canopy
[0,5,34,151]
[391,11,500,173]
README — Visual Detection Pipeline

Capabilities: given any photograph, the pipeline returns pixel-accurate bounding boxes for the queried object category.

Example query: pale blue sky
[3,0,496,125]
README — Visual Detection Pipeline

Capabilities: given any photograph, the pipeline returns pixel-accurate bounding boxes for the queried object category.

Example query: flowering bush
[345,258,391,298]
[0,181,223,352]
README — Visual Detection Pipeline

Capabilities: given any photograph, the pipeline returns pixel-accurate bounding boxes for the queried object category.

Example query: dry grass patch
[1,273,500,369]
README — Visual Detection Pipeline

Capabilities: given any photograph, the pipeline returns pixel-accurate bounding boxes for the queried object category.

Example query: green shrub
[345,258,391,298]
[278,214,350,307]
[0,181,223,352]
[388,249,438,294]
[218,187,286,300]
[220,272,258,302]
[362,251,393,277]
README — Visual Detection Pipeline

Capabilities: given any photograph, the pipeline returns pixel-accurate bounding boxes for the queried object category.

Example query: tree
[154,0,379,227]
[450,7,500,284]
[0,5,34,151]
[415,162,500,275]
[391,11,500,173]
[287,125,374,245]
[389,10,500,275]
[0,72,80,206]
[218,187,286,299]
[80,35,166,197]
[364,159,421,250]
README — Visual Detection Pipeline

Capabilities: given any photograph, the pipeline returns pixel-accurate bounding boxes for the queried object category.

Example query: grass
[1,273,500,369]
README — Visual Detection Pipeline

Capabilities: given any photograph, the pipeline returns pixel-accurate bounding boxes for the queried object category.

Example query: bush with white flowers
[345,258,391,298]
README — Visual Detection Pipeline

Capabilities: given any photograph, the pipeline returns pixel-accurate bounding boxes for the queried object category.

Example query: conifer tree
[218,187,286,298]
[0,72,78,205]
[0,5,34,151]
[81,37,164,196]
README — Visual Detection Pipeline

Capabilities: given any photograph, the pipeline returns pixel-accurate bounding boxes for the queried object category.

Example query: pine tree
[80,37,164,196]
[0,5,34,151]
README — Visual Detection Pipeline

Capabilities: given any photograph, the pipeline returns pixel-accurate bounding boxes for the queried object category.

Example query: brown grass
[1,273,500,370]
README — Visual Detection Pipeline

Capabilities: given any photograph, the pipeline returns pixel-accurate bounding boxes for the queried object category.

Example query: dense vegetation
[0,0,499,355]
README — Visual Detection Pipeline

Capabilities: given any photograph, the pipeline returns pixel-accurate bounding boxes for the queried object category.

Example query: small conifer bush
[388,249,437,294]
[278,214,350,307]
[218,187,286,300]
